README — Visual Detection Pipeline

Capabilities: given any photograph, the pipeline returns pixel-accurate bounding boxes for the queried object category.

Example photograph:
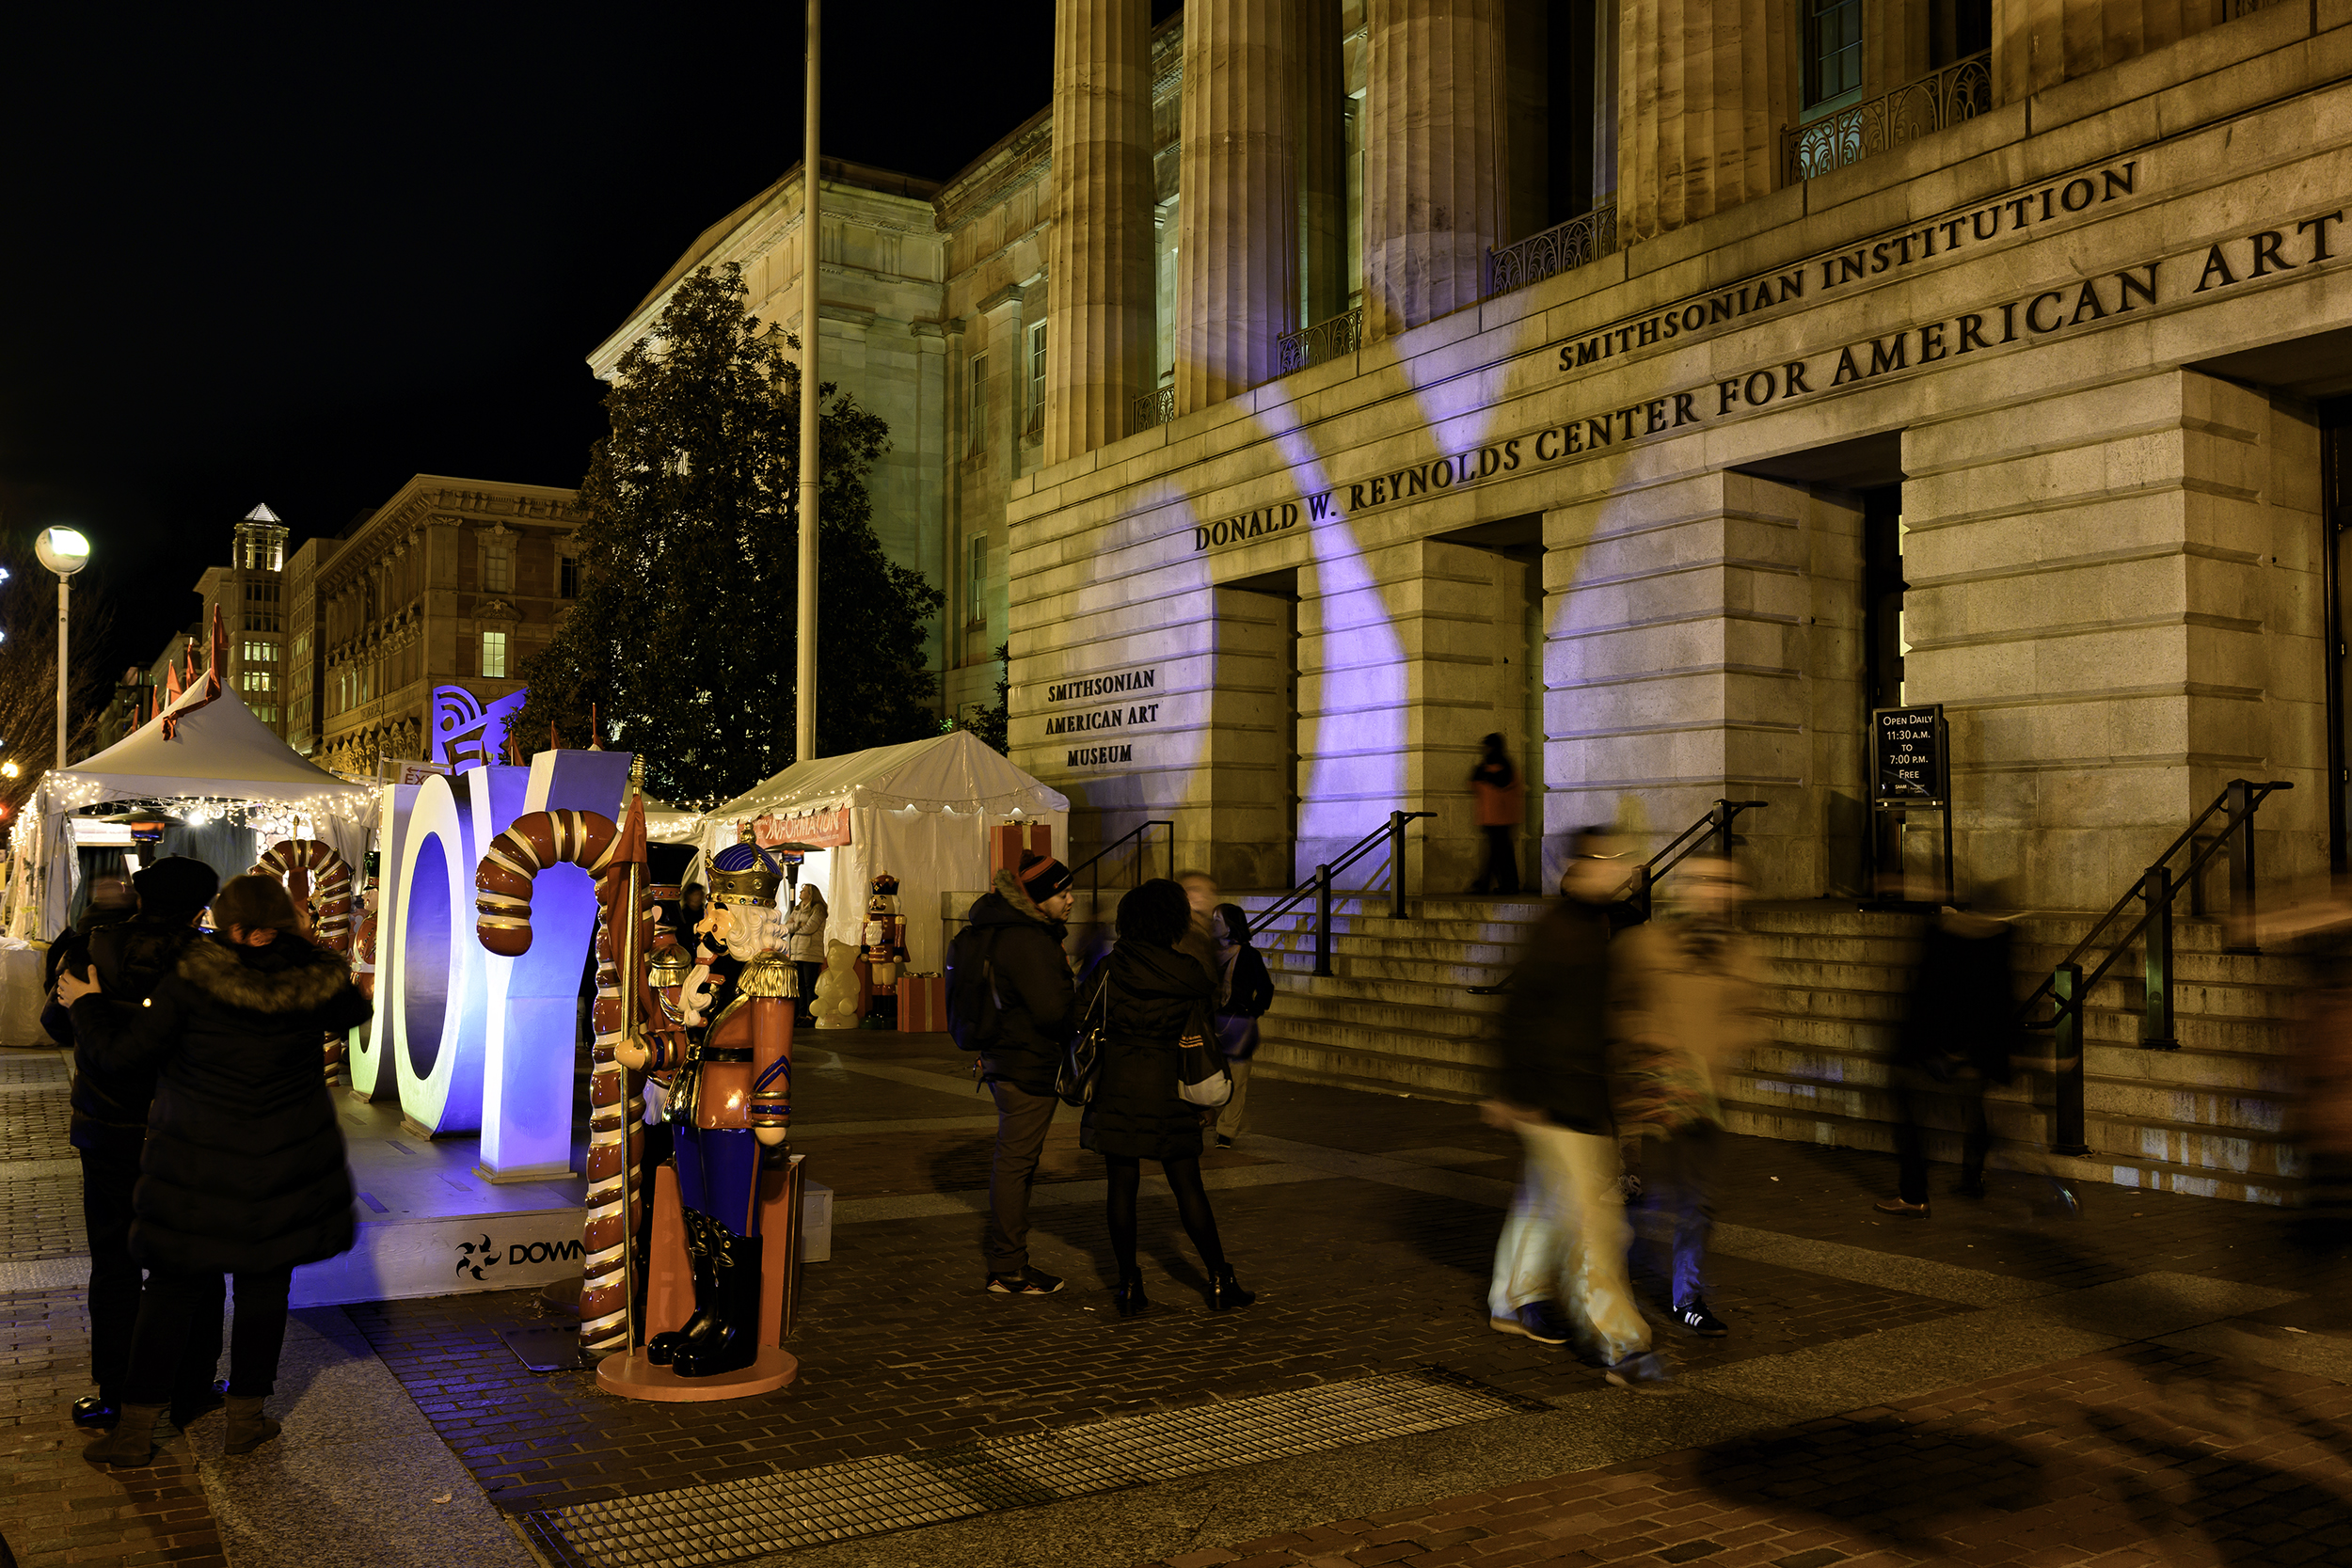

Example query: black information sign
[1872,705,1946,805]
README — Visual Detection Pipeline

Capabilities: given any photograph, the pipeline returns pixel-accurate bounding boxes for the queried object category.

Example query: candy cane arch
[473,801,648,1357]
[250,838,355,953]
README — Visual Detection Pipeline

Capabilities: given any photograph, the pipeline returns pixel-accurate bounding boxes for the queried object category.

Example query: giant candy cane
[250,838,355,953]
[473,807,646,1354]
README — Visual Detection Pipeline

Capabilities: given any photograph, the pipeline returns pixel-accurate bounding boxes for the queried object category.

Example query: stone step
[1249,1035,1492,1102]
[1716,1101,2299,1207]
[1747,1038,2291,1095]
[1263,976,1509,1020]
[1253,1013,1501,1078]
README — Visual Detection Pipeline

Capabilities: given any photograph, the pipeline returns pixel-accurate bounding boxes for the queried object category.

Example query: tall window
[968,354,988,452]
[560,556,580,598]
[967,535,988,626]
[1025,323,1047,435]
[1804,0,1865,109]
[485,543,513,594]
[481,630,508,678]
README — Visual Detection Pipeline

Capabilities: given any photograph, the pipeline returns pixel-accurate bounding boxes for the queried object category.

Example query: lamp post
[34,528,91,773]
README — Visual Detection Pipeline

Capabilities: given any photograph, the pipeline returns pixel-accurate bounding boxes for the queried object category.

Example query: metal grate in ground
[523,1367,1535,1568]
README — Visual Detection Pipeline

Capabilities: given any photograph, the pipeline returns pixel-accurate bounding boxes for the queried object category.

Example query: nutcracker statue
[614,841,795,1378]
[862,871,908,1024]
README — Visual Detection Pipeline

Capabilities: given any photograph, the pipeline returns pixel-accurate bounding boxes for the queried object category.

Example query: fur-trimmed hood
[988,866,1056,927]
[179,934,354,1015]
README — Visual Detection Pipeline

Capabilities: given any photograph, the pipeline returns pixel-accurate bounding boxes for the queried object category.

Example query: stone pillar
[1174,0,1297,411]
[1540,468,1866,901]
[1295,0,1349,330]
[1360,0,1508,339]
[1044,0,1154,465]
[1901,369,2328,910]
[1616,0,1790,243]
[1991,0,2214,103]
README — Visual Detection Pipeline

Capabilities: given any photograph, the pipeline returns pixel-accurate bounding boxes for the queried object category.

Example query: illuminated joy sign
[432,686,529,772]
[358,748,629,1174]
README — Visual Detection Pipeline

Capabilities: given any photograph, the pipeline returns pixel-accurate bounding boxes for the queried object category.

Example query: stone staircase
[1231,893,2304,1206]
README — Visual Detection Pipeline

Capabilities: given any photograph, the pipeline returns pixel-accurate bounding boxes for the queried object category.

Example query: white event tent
[5,675,373,942]
[697,730,1069,974]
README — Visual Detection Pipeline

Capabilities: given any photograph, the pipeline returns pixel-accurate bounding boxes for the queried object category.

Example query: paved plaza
[0,1031,2346,1568]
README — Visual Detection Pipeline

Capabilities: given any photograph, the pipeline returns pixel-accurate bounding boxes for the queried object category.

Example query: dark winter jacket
[67,916,204,1156]
[957,869,1076,1096]
[72,931,371,1275]
[40,903,135,1046]
[1891,911,2019,1085]
[1077,940,1216,1162]
[1494,895,1616,1132]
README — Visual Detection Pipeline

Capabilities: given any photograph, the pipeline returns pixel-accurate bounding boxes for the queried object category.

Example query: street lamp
[34,527,91,773]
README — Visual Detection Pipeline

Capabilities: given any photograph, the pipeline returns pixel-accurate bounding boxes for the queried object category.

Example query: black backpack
[1221,942,1276,1019]
[946,926,1004,1053]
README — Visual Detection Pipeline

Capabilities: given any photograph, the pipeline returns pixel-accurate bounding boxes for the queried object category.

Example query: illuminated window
[1025,322,1047,435]
[481,630,507,678]
[967,354,988,452]
[485,544,512,594]
[967,536,988,626]
[1804,0,1864,109]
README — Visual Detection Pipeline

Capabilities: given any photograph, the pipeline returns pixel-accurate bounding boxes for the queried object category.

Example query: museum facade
[1003,0,2352,909]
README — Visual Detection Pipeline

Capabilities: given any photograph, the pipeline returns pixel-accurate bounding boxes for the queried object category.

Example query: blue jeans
[1643,1123,1719,1308]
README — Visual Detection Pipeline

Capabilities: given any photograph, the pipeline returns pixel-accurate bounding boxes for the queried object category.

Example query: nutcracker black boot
[647,1211,722,1366]
[675,1231,764,1379]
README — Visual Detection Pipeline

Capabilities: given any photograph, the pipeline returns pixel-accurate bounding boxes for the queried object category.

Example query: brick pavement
[0,1046,230,1568]
[1132,1336,2352,1568]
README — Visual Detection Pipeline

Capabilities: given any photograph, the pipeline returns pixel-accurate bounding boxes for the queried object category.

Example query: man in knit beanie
[950,850,1078,1294]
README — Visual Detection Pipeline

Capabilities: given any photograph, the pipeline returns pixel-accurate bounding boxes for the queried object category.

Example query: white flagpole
[795,0,821,766]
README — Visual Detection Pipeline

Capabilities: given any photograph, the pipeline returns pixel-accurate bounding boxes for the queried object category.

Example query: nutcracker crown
[708,841,785,906]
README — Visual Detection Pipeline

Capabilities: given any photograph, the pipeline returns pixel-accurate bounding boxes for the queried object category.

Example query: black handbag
[1056,971,1111,1107]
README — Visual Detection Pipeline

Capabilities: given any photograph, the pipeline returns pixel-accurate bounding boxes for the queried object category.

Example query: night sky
[0,3,1086,684]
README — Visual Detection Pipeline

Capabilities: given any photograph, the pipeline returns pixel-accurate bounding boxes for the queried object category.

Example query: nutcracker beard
[644,898,794,1380]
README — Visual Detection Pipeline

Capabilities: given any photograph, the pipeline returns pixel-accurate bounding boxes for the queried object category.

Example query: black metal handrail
[1465,799,1768,993]
[2027,778,2293,1155]
[1253,811,1435,977]
[1067,819,1173,912]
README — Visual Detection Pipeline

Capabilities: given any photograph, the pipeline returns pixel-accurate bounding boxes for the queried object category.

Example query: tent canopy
[697,731,1069,978]
[14,679,373,937]
[707,730,1068,828]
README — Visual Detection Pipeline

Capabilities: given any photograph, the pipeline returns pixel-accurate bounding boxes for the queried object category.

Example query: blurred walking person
[950,852,1078,1296]
[1079,879,1253,1317]
[63,874,370,1466]
[1613,854,1762,1339]
[1874,907,2022,1217]
[60,857,218,1432]
[1209,903,1275,1149]
[1483,829,1662,1386]
[1470,735,1523,895]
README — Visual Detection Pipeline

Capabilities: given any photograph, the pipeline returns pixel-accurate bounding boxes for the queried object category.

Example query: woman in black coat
[65,873,370,1466]
[1076,879,1253,1317]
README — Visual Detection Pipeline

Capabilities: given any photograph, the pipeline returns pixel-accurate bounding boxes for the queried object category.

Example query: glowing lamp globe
[35,527,91,578]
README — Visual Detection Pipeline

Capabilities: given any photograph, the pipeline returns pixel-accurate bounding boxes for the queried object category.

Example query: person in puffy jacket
[65,856,218,1433]
[784,883,829,1018]
[953,853,1077,1295]
[63,873,370,1467]
[1076,879,1253,1318]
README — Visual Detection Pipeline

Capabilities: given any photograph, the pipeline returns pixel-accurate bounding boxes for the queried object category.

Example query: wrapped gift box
[897,974,946,1033]
[990,822,1054,874]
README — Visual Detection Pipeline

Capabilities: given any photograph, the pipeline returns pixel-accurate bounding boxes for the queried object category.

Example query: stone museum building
[612,1,2352,1199]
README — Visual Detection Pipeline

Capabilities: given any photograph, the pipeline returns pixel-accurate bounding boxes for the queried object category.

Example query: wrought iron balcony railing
[1785,50,1992,184]
[1485,198,1617,297]
[1276,306,1363,374]
[1130,385,1175,435]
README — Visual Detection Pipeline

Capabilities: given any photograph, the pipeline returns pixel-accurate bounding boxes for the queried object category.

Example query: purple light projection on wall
[431,686,529,772]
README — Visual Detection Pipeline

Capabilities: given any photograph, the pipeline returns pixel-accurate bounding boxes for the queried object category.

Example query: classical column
[1174,0,1297,411]
[1991,0,2213,103]
[1044,0,1155,464]
[1360,0,1509,340]
[1295,0,1349,330]
[1616,0,1789,243]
